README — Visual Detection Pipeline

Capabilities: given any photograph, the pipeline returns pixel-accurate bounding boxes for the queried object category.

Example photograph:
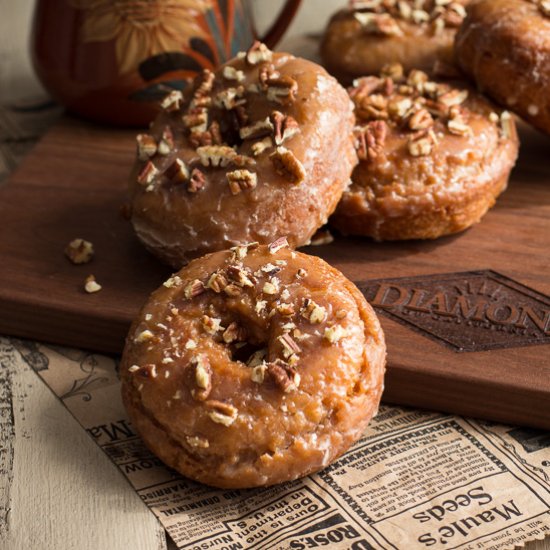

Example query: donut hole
[214,107,244,149]
[230,340,266,365]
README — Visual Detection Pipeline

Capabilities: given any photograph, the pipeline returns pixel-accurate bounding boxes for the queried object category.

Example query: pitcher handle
[258,0,303,49]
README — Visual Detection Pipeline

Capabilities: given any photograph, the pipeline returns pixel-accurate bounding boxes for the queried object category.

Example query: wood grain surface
[0,116,549,430]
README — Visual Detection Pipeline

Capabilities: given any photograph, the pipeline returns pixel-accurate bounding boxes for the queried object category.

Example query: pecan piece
[270,111,300,146]
[84,274,102,294]
[222,321,246,344]
[270,147,306,184]
[197,145,237,167]
[188,168,206,192]
[268,236,289,254]
[227,169,257,195]
[65,238,94,265]
[184,279,205,299]
[207,271,229,293]
[267,359,300,392]
[266,75,298,105]
[356,120,387,162]
[165,158,189,185]
[136,134,157,161]
[324,324,347,343]
[408,109,433,131]
[354,12,403,36]
[408,133,435,157]
[160,90,183,112]
[222,65,245,82]
[245,41,273,65]
[206,400,238,426]
[239,117,274,140]
[157,126,174,156]
[192,355,211,401]
[137,161,159,189]
[278,333,301,359]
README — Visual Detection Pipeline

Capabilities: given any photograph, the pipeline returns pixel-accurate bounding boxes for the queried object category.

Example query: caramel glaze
[330,67,520,240]
[129,45,357,269]
[455,0,550,135]
[321,0,470,84]
[120,242,386,488]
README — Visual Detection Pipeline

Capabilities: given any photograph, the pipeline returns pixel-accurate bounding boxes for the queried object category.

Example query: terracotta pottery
[32,0,301,126]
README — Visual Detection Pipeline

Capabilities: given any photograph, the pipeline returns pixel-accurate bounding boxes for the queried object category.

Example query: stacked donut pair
[123,42,386,489]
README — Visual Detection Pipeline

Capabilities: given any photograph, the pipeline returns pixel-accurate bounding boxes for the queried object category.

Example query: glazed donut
[455,0,550,135]
[320,0,470,83]
[120,239,386,488]
[129,42,357,268]
[330,66,520,240]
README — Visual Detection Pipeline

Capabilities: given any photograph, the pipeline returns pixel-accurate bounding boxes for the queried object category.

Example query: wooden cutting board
[1,116,549,429]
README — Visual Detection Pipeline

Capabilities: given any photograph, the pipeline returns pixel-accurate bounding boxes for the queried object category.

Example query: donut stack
[122,0,546,484]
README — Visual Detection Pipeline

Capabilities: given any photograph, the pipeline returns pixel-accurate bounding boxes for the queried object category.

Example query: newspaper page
[5,338,550,550]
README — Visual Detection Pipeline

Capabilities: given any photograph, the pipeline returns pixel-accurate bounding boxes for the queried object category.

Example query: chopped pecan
[354,12,403,36]
[160,90,183,112]
[411,8,430,24]
[258,63,280,88]
[137,161,159,188]
[134,329,154,344]
[324,324,347,343]
[84,274,102,294]
[184,279,205,299]
[207,271,228,293]
[270,111,300,145]
[277,303,295,316]
[214,87,246,110]
[356,120,387,162]
[183,107,208,133]
[438,89,468,108]
[222,321,246,344]
[136,134,157,161]
[251,362,267,384]
[349,76,384,101]
[227,169,257,195]
[245,41,272,65]
[270,147,306,184]
[267,359,300,392]
[206,400,238,426]
[266,75,298,105]
[268,236,289,254]
[188,168,206,192]
[222,65,245,82]
[226,265,255,287]
[278,333,301,359]
[197,145,237,167]
[157,126,174,156]
[443,3,466,26]
[239,117,274,140]
[301,298,326,324]
[190,69,215,107]
[65,238,94,264]
[165,158,189,185]
[408,109,433,131]
[202,315,223,334]
[408,133,434,157]
[447,118,472,137]
[262,279,279,295]
[192,355,211,401]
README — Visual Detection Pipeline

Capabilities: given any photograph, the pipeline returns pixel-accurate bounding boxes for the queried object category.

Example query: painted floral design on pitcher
[69,0,255,100]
